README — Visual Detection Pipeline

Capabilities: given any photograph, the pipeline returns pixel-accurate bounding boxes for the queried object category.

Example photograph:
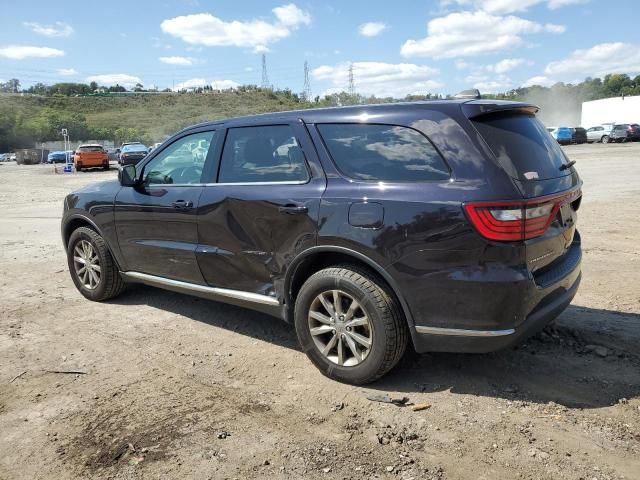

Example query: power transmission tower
[302,61,311,101]
[348,63,356,97]
[261,54,271,90]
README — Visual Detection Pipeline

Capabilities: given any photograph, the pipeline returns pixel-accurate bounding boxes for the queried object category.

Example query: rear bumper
[411,271,580,353]
[410,238,582,354]
[120,156,144,165]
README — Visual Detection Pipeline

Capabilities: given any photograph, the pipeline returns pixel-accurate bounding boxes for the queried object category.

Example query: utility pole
[303,60,311,102]
[261,54,271,90]
[348,63,355,97]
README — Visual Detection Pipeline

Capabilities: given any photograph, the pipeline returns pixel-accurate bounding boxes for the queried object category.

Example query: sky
[0,0,639,98]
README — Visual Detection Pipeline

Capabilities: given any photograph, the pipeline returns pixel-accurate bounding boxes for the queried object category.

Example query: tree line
[1,73,639,152]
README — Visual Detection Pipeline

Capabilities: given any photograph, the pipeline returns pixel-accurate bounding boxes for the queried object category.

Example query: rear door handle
[278,204,308,215]
[171,200,193,209]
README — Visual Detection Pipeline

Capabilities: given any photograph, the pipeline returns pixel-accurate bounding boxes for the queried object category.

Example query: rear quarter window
[317,123,449,182]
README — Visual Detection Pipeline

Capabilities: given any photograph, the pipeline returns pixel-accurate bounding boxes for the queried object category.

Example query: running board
[120,271,283,318]
[414,326,515,337]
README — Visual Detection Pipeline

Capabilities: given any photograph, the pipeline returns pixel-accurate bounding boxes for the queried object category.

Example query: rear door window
[218,125,309,183]
[317,123,449,182]
[471,113,570,181]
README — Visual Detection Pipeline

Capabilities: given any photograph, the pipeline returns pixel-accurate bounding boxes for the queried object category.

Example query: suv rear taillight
[464,189,581,241]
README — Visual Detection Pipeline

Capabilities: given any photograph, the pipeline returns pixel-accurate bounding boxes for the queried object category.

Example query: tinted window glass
[317,124,449,182]
[143,131,215,185]
[219,125,309,183]
[471,113,569,181]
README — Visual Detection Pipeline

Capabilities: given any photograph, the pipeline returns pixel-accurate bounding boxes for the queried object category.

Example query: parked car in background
[62,99,582,384]
[119,144,148,165]
[47,151,68,164]
[548,126,573,145]
[626,123,640,141]
[586,124,614,143]
[0,153,10,162]
[74,144,109,171]
[571,127,587,144]
[121,141,143,147]
[9,153,16,161]
[610,124,629,143]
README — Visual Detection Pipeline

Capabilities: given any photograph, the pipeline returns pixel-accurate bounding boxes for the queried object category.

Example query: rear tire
[602,135,610,144]
[67,226,125,301]
[294,265,408,384]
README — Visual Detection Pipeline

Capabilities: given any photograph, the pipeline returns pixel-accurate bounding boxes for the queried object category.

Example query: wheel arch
[283,246,415,328]
[62,214,122,270]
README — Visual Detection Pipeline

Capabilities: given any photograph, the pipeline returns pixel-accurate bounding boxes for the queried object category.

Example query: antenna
[261,54,270,90]
[348,63,355,97]
[303,61,311,101]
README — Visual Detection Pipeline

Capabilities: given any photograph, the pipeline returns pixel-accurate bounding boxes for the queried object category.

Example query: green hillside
[0,88,314,150]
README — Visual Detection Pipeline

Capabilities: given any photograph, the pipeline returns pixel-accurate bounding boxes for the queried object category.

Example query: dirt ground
[1,143,639,480]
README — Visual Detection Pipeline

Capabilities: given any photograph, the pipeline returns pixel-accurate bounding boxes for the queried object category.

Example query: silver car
[586,125,612,143]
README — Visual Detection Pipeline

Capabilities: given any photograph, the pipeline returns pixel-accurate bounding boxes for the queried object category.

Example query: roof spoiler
[453,89,481,100]
[462,101,539,119]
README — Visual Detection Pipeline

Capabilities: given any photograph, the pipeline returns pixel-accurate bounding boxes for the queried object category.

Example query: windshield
[472,113,571,181]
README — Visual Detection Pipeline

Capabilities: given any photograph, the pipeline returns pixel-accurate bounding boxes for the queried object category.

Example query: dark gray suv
[62,99,582,384]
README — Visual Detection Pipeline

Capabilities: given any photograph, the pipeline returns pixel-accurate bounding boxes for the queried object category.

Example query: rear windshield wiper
[560,160,576,171]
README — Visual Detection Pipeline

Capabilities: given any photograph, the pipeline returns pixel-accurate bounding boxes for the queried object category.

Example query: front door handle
[171,200,193,209]
[278,204,308,215]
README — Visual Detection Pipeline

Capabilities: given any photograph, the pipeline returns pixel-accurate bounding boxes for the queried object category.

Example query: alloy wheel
[73,239,101,290]
[308,289,372,367]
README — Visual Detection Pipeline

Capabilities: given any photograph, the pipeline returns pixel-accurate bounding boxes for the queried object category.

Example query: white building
[581,95,640,128]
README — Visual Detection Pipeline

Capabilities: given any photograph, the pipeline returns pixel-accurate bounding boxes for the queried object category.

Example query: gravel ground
[1,143,639,480]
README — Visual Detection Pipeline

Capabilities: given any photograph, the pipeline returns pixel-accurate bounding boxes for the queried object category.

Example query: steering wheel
[174,165,203,183]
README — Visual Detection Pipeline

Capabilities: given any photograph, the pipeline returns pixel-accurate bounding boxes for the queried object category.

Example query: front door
[196,122,326,298]
[115,129,218,283]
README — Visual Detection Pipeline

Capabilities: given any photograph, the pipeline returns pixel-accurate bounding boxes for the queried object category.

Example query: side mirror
[119,164,138,187]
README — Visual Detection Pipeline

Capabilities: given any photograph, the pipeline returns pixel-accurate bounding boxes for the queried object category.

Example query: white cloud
[160,3,311,52]
[173,78,239,91]
[159,56,194,66]
[544,42,640,78]
[522,75,557,87]
[85,74,142,88]
[0,45,64,59]
[544,23,566,34]
[312,61,441,98]
[472,75,515,93]
[441,0,587,14]
[400,11,564,59]
[489,58,526,74]
[23,21,73,37]
[272,3,311,26]
[210,79,240,90]
[57,68,77,76]
[173,78,208,90]
[244,66,254,72]
[358,22,387,37]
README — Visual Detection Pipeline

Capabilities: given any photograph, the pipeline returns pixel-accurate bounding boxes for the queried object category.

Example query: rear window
[317,123,449,182]
[78,146,104,152]
[471,113,570,181]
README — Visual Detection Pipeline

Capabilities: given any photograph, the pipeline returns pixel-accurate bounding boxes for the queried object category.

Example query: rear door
[114,128,217,283]
[196,121,325,298]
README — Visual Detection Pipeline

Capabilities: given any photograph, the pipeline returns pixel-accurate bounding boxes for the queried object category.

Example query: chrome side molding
[121,271,280,307]
[414,325,515,337]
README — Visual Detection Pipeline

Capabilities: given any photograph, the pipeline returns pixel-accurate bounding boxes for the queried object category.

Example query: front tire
[67,227,125,301]
[602,135,610,144]
[294,266,408,384]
